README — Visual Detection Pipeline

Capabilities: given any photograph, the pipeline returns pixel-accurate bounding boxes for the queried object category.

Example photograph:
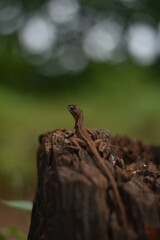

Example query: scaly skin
[67,104,128,233]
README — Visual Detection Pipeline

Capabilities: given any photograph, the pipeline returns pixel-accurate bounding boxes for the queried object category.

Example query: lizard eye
[70,105,75,110]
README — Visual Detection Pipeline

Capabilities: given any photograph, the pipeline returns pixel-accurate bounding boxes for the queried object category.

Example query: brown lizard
[67,104,128,233]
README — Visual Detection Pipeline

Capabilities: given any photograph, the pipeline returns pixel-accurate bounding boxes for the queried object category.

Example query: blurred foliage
[0,63,160,196]
[1,200,32,212]
[0,226,26,240]
[0,0,160,197]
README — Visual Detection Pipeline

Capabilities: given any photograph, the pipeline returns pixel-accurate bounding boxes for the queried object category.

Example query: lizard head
[67,104,83,120]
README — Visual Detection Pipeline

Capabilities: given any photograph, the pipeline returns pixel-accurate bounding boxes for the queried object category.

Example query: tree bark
[28,129,160,240]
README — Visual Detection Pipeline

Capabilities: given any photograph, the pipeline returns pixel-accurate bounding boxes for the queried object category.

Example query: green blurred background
[0,0,160,199]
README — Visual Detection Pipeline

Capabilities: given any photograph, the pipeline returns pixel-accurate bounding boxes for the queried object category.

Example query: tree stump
[28,129,160,240]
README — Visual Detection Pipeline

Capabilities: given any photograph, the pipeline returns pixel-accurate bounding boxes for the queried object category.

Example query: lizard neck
[75,112,83,127]
[75,113,101,157]
[75,113,88,139]
[75,114,102,160]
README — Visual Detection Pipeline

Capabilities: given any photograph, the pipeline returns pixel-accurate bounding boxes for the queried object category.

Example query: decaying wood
[28,129,160,240]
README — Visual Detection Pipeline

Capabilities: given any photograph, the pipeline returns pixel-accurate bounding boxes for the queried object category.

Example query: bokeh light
[0,0,159,75]
[47,0,79,24]
[59,45,88,72]
[0,5,23,35]
[19,15,57,54]
[83,19,123,61]
[126,23,158,65]
[120,0,146,9]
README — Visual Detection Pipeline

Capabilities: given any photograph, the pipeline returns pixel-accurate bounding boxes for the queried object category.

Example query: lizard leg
[65,129,76,138]
[69,137,86,148]
[95,139,117,152]
[63,137,86,151]
[86,128,95,139]
[95,139,106,152]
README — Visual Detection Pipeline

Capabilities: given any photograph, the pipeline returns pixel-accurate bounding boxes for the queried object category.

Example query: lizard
[67,104,128,234]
